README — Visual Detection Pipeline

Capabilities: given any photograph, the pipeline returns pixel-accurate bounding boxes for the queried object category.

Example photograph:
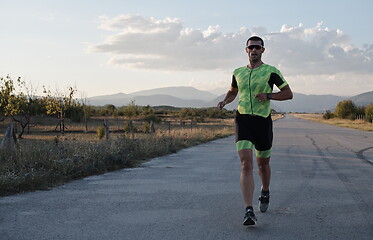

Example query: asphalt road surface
[1,115,372,240]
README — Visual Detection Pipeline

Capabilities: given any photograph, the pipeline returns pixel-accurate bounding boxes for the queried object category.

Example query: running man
[217,36,293,226]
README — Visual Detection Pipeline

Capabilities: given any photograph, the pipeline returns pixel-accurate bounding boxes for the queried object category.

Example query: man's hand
[217,100,226,110]
[217,87,238,110]
[254,93,268,102]
[255,86,293,102]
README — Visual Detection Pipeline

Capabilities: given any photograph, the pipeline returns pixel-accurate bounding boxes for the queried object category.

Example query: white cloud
[88,15,373,95]
[90,15,373,73]
[265,22,373,76]
[89,14,246,71]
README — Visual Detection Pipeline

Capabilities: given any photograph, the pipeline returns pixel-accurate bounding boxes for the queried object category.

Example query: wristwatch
[266,93,272,100]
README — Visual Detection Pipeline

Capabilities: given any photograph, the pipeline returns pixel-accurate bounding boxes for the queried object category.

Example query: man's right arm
[217,86,238,110]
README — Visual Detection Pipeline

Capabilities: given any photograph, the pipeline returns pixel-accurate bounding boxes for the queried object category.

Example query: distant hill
[87,86,217,107]
[274,93,346,113]
[88,92,129,102]
[348,91,373,106]
[87,86,372,113]
[88,93,207,108]
[129,94,206,108]
[129,86,217,101]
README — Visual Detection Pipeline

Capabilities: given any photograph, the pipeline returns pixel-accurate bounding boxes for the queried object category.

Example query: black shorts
[235,111,273,151]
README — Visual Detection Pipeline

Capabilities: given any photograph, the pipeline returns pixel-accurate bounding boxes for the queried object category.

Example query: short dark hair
[247,36,264,47]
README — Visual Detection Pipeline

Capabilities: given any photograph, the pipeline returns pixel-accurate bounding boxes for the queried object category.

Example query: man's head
[246,36,264,47]
[246,36,265,63]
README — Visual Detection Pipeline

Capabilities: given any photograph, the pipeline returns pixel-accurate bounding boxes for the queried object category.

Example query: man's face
[246,40,265,62]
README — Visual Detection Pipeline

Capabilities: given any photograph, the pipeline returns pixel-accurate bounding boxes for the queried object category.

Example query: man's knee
[240,157,253,172]
[238,149,254,172]
[257,157,270,169]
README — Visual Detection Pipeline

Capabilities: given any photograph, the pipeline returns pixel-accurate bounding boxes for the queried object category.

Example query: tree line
[0,76,233,139]
[323,99,373,122]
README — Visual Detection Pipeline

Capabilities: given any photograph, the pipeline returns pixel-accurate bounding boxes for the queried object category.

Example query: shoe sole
[243,218,256,226]
[259,203,269,213]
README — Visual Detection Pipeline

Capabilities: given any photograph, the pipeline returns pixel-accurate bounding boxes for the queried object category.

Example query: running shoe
[243,207,257,226]
[259,190,270,213]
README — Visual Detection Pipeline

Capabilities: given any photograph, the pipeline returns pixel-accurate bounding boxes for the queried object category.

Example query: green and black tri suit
[232,64,288,157]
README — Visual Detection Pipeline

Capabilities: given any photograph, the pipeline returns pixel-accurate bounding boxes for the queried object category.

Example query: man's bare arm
[217,87,238,110]
[272,85,293,101]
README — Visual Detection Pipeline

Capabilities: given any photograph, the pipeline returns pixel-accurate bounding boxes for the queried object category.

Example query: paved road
[1,115,372,240]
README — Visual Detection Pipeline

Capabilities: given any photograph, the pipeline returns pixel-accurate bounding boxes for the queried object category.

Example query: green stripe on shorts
[237,140,272,158]
[236,140,254,151]
[255,148,271,158]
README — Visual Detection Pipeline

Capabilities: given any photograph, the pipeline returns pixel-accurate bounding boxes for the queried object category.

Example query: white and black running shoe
[243,207,257,226]
[259,190,270,213]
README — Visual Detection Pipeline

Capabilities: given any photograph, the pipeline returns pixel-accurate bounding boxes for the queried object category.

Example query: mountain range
[87,87,373,113]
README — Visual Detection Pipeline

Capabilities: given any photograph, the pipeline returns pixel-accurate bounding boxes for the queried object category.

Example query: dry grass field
[0,116,235,196]
[0,113,286,196]
[292,113,373,132]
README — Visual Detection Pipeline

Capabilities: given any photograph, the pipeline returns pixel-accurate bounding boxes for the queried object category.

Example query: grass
[0,117,235,196]
[292,113,373,132]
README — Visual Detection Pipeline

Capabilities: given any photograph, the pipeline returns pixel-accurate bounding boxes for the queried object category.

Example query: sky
[1,0,373,98]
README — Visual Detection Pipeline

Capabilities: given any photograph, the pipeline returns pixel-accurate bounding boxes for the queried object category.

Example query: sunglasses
[247,45,262,50]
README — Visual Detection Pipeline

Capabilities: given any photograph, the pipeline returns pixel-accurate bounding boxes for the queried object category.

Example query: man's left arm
[270,85,293,101]
[255,85,293,101]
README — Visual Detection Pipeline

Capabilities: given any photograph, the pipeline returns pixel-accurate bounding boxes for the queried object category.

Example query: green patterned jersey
[231,64,288,117]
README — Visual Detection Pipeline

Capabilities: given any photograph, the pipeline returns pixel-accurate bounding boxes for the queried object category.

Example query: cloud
[265,22,373,76]
[89,14,247,71]
[88,15,373,79]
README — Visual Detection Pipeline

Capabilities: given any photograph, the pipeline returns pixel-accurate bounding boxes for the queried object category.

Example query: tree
[323,110,335,119]
[124,100,139,118]
[141,105,153,116]
[334,100,357,119]
[104,104,117,116]
[365,103,373,122]
[65,104,85,123]
[43,86,78,134]
[0,76,40,138]
[0,75,21,117]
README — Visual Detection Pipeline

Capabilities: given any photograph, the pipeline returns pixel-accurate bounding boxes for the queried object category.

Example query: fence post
[104,119,109,141]
[0,123,17,153]
[129,120,134,138]
[85,118,88,133]
[150,120,155,133]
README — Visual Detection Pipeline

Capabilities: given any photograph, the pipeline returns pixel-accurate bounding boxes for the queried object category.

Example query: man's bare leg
[257,157,271,191]
[239,148,258,225]
[257,156,271,212]
[238,149,255,207]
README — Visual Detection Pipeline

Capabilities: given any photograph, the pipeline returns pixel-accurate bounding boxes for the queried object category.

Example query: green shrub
[323,110,335,119]
[143,114,161,123]
[124,121,137,133]
[142,122,150,133]
[124,101,139,118]
[365,103,373,122]
[96,126,105,139]
[334,100,357,119]
[65,105,85,123]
